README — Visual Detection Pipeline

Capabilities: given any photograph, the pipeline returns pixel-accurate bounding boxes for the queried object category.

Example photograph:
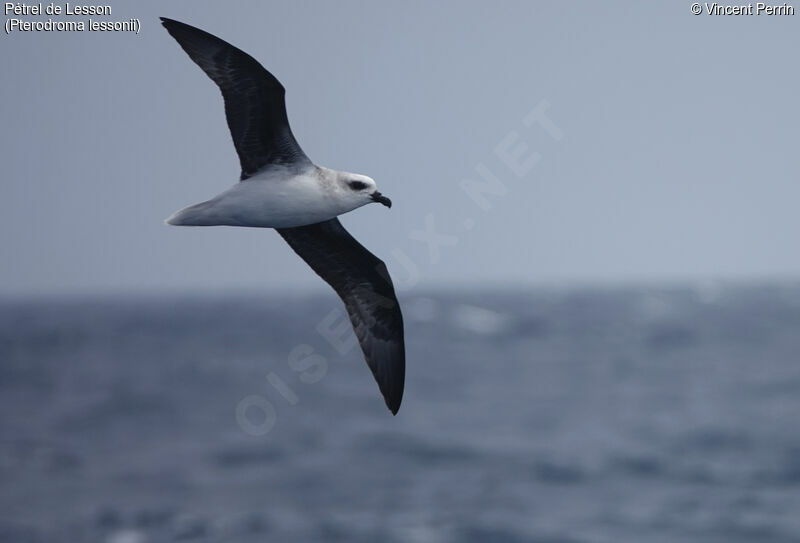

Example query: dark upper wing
[278,219,405,414]
[160,17,310,179]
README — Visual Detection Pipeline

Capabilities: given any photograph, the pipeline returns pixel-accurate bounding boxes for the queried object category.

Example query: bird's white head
[337,172,392,210]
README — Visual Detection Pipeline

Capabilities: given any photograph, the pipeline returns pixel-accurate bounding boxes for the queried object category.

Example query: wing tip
[383,382,404,415]
[159,17,188,40]
[159,17,205,40]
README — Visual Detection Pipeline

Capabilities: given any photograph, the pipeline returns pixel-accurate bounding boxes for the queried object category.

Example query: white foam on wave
[451,304,511,335]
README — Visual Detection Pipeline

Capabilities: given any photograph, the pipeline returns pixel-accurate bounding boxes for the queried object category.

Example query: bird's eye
[348,181,368,191]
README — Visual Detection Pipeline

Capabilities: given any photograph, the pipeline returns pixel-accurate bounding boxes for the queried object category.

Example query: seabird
[161,18,405,414]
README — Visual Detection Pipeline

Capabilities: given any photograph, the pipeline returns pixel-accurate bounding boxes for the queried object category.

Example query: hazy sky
[2,1,798,295]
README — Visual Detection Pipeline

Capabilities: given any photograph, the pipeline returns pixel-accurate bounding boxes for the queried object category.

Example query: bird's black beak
[371,191,392,208]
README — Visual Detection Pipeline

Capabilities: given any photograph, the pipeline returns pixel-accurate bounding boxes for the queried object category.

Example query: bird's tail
[165,201,217,226]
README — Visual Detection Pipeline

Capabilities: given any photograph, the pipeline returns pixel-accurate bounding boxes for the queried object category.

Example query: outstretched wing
[278,219,405,414]
[161,17,311,179]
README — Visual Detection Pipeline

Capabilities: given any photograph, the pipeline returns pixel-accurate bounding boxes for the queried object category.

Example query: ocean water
[2,284,800,543]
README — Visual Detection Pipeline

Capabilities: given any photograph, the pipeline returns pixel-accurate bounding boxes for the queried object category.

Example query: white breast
[167,166,365,228]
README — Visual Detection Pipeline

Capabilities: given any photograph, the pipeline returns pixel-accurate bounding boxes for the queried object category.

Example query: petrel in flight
[161,18,405,414]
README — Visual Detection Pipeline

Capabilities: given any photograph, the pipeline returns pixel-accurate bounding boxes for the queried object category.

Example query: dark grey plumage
[161,17,310,179]
[278,219,405,414]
